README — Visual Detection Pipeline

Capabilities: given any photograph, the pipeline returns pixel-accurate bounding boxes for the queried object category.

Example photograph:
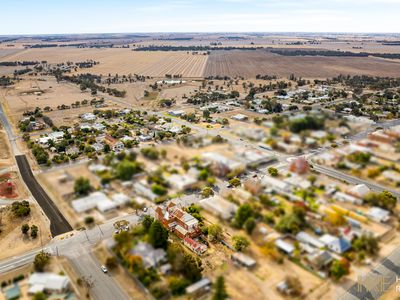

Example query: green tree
[201,186,214,198]
[244,217,256,234]
[181,253,203,282]
[234,204,254,228]
[21,223,30,234]
[141,215,154,233]
[148,220,169,250]
[232,235,250,251]
[352,234,379,256]
[212,276,228,300]
[11,201,31,218]
[330,259,350,281]
[169,276,190,295]
[33,251,50,272]
[228,177,241,187]
[268,167,279,177]
[32,292,47,300]
[30,225,39,238]
[364,190,397,211]
[208,224,223,242]
[115,160,142,181]
[74,177,92,196]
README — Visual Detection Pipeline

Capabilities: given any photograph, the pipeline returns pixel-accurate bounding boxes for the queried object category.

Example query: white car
[101,265,108,273]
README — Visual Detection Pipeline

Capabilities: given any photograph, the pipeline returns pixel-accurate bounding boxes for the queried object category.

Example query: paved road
[69,251,130,300]
[15,155,72,236]
[310,163,400,198]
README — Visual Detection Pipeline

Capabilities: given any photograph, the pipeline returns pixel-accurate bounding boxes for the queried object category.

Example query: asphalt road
[15,154,72,236]
[311,163,400,198]
[69,251,130,300]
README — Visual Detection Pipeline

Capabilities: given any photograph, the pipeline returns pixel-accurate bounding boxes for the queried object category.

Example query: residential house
[367,207,390,223]
[28,273,70,294]
[199,195,238,220]
[183,237,207,255]
[81,112,96,122]
[185,278,211,296]
[231,252,256,269]
[129,242,167,269]
[319,234,351,254]
[104,134,124,152]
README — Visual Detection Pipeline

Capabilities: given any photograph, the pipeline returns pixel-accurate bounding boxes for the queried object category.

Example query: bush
[105,256,118,270]
[33,251,50,272]
[169,276,190,295]
[30,225,39,238]
[74,177,92,196]
[11,201,31,217]
[21,223,30,234]
[84,216,95,225]
[232,235,250,251]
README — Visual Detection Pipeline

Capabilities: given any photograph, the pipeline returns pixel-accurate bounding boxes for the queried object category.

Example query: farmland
[0,47,208,77]
[204,50,400,78]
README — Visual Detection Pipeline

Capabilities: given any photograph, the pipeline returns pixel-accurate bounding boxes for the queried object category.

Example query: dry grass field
[1,48,208,77]
[204,50,400,78]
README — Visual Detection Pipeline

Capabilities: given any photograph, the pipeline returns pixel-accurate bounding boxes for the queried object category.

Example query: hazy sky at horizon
[1,0,399,35]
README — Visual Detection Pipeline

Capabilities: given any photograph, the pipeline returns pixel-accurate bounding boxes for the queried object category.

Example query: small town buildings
[199,195,238,220]
[3,284,21,300]
[275,238,295,256]
[104,134,124,152]
[231,252,256,268]
[333,191,362,205]
[382,170,400,182]
[28,273,70,294]
[168,110,185,117]
[37,131,64,145]
[306,250,333,271]
[319,234,351,254]
[167,173,198,191]
[71,192,118,213]
[156,202,201,239]
[201,152,245,177]
[289,157,309,174]
[185,278,211,296]
[81,112,96,122]
[183,237,207,255]
[134,182,158,201]
[129,242,167,269]
[231,114,248,121]
[367,207,390,223]
[346,184,370,199]
[239,149,275,167]
[295,231,324,249]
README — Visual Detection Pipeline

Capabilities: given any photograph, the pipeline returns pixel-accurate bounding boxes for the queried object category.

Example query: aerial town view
[0,1,400,300]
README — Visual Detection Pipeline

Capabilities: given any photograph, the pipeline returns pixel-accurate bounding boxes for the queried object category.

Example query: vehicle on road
[101,265,108,273]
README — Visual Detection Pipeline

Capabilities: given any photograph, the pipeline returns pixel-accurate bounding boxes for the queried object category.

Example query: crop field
[204,50,400,78]
[1,48,208,77]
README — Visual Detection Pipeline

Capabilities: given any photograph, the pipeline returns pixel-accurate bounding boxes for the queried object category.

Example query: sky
[1,0,400,35]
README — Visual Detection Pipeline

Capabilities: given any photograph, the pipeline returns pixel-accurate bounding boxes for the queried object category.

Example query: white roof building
[231,114,248,121]
[333,191,362,205]
[71,192,116,213]
[167,174,197,191]
[367,207,390,223]
[28,273,70,294]
[347,184,370,199]
[37,131,64,145]
[81,112,96,121]
[199,195,238,220]
[261,176,290,192]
